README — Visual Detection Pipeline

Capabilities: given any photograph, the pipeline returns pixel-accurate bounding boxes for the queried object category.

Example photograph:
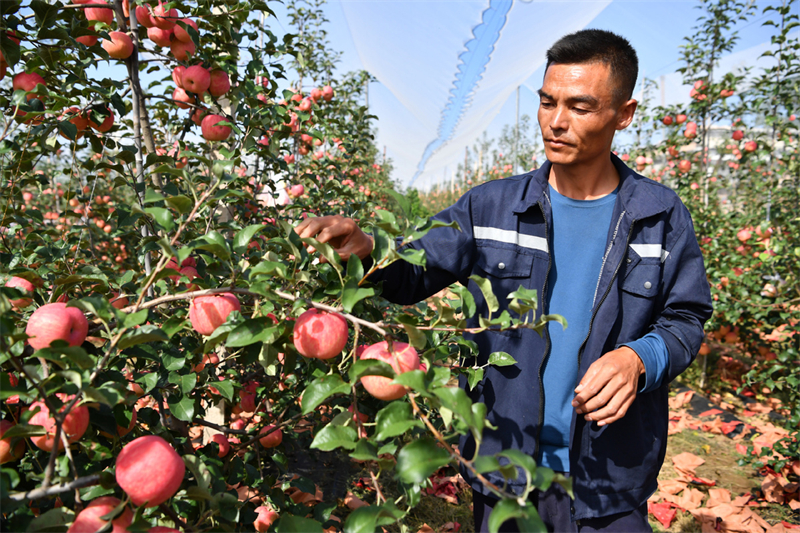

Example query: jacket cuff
[621,332,669,393]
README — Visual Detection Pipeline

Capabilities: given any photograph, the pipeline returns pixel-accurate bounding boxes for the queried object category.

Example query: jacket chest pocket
[622,261,662,298]
[473,247,535,336]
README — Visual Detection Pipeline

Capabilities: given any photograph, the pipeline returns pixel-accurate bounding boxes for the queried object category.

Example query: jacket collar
[512,153,669,220]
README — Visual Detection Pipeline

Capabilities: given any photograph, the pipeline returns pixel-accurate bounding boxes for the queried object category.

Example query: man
[296,29,712,532]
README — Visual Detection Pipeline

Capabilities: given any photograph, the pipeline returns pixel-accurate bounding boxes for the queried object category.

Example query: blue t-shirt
[540,183,669,473]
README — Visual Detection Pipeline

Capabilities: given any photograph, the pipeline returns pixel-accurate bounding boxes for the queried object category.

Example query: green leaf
[301,375,350,415]
[211,379,234,402]
[301,237,341,270]
[28,507,75,532]
[488,498,546,533]
[370,226,394,264]
[310,423,358,451]
[343,504,401,533]
[488,352,517,367]
[167,394,195,422]
[473,455,502,474]
[193,231,231,261]
[385,189,411,218]
[467,367,483,390]
[349,439,379,462]
[398,247,426,266]
[348,359,394,383]
[117,325,168,350]
[234,224,267,255]
[121,309,149,329]
[498,449,537,480]
[342,280,375,314]
[402,323,427,350]
[374,402,422,441]
[179,373,197,395]
[392,370,428,396]
[470,275,499,313]
[541,314,567,331]
[274,515,324,533]
[451,285,476,318]
[145,207,175,232]
[395,438,451,484]
[433,387,476,428]
[165,194,193,215]
[226,321,278,348]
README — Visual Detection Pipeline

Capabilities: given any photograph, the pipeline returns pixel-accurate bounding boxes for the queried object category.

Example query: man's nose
[549,105,568,131]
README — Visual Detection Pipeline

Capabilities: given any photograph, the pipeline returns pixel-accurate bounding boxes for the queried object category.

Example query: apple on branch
[67,496,133,533]
[359,341,421,401]
[25,302,88,350]
[116,435,185,507]
[292,309,348,359]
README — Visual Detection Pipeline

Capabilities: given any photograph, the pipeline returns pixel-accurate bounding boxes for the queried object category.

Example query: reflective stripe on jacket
[371,153,713,520]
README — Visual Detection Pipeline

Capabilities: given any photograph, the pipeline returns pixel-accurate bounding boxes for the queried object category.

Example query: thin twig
[7,474,101,501]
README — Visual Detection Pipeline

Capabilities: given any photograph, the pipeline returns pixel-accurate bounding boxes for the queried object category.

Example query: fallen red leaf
[672,452,705,480]
[707,488,732,507]
[345,492,369,510]
[721,420,743,435]
[691,476,717,487]
[669,390,695,409]
[648,501,677,529]
[699,408,724,417]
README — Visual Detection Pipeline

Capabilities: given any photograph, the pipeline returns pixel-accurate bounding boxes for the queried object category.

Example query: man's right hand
[295,215,374,262]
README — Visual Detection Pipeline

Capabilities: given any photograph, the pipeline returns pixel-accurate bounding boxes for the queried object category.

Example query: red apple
[172,65,186,88]
[193,352,219,372]
[191,105,206,126]
[147,26,173,47]
[321,85,334,101]
[170,39,195,61]
[208,69,231,97]
[258,424,282,448]
[29,395,90,452]
[732,130,744,141]
[135,5,155,28]
[288,184,304,198]
[210,433,230,457]
[102,31,134,59]
[60,106,90,139]
[189,293,241,335]
[152,2,178,30]
[201,114,232,142]
[675,114,687,124]
[310,88,322,102]
[76,35,99,46]
[0,419,25,463]
[5,276,34,308]
[744,140,757,152]
[661,116,673,126]
[149,528,181,533]
[116,435,185,507]
[737,229,752,242]
[13,72,46,100]
[173,18,198,42]
[88,107,115,132]
[678,160,691,173]
[172,87,194,109]
[298,98,312,112]
[254,506,279,532]
[182,65,210,94]
[359,341,420,401]
[67,496,133,533]
[85,1,114,25]
[26,302,88,350]
[292,309,348,359]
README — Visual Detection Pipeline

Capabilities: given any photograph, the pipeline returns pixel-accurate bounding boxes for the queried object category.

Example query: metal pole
[365,77,369,110]
[515,86,520,174]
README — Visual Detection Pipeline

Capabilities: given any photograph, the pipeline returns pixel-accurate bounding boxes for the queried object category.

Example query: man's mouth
[545,138,571,147]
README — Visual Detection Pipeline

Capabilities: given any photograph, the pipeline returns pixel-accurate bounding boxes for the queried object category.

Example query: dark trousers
[472,485,652,533]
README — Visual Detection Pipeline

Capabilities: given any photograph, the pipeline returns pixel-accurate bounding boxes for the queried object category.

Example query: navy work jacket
[370,153,713,520]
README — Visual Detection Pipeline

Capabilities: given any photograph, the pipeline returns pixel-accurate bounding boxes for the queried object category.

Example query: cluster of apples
[291,309,423,400]
[170,64,233,142]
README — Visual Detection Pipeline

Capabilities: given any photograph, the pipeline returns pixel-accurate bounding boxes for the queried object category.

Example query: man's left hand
[571,347,645,426]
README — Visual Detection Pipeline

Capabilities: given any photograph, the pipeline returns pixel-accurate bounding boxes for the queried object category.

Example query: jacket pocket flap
[476,248,534,278]
[622,263,661,297]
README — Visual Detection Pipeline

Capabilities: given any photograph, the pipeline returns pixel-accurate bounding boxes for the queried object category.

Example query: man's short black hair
[545,29,639,103]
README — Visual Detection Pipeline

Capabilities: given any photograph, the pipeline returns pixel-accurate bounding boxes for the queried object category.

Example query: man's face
[537,62,636,168]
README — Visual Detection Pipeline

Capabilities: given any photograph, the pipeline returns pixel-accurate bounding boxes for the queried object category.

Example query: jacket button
[498,262,506,270]
[644,281,652,289]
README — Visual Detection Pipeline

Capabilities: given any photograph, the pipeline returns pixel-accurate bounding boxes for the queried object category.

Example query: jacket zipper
[591,211,626,308]
[576,215,635,383]
[533,197,552,462]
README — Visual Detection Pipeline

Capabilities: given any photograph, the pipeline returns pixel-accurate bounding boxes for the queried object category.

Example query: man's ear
[615,98,638,131]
